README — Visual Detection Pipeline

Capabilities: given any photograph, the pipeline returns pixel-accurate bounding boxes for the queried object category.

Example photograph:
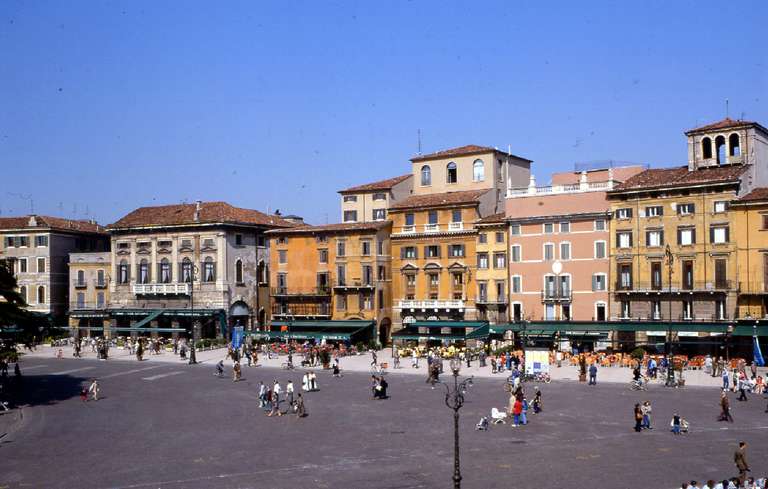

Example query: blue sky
[1,1,766,225]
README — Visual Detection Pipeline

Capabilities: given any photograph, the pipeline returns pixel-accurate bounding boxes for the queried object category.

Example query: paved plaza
[1,351,767,489]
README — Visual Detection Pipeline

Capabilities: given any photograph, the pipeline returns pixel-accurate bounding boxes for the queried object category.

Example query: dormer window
[446,162,457,184]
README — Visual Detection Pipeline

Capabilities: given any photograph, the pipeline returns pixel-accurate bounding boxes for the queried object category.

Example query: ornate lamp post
[665,245,675,387]
[438,354,473,489]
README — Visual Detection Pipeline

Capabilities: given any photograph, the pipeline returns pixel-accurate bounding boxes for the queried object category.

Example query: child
[520,398,529,425]
[532,389,542,414]
[670,413,681,435]
[332,362,341,378]
[80,385,88,402]
[491,357,498,374]
[475,416,489,431]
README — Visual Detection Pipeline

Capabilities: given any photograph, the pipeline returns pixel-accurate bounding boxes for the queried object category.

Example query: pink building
[505,166,643,322]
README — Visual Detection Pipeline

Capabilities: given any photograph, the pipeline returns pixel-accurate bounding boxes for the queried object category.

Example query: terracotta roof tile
[476,212,506,225]
[389,189,489,211]
[0,215,105,233]
[265,221,391,235]
[738,188,768,202]
[611,165,746,192]
[410,144,532,163]
[108,202,294,230]
[338,174,412,193]
[685,117,767,135]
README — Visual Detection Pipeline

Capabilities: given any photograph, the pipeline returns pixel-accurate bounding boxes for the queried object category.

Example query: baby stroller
[475,416,489,431]
[491,407,508,424]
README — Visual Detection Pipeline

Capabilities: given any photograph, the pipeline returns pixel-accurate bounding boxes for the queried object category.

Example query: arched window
[729,133,740,157]
[235,259,243,284]
[138,259,149,284]
[702,137,712,159]
[181,258,192,283]
[37,286,45,304]
[19,285,26,304]
[203,257,215,282]
[118,259,129,284]
[715,135,726,165]
[446,162,457,184]
[420,165,431,186]
[473,159,485,181]
[159,258,171,284]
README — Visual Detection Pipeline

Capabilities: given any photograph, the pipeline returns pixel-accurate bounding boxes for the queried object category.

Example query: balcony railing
[615,281,736,292]
[541,288,572,302]
[271,287,331,296]
[739,282,768,295]
[132,283,190,295]
[476,296,508,305]
[398,299,465,310]
[507,180,616,198]
[70,301,107,310]
[93,279,108,288]
[401,225,416,233]
[424,224,440,233]
[448,222,463,231]
[73,279,88,288]
[271,303,331,317]
[333,281,375,289]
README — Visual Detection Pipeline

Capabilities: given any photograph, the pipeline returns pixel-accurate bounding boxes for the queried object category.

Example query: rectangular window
[592,274,606,291]
[478,233,487,244]
[429,273,439,287]
[405,213,415,226]
[37,257,45,273]
[425,245,440,258]
[316,235,328,244]
[621,300,631,319]
[402,246,417,259]
[710,225,729,244]
[477,253,489,269]
[377,239,384,255]
[677,203,695,216]
[543,243,554,261]
[276,237,287,245]
[18,236,28,247]
[682,260,694,289]
[682,299,693,320]
[235,234,243,246]
[405,274,416,287]
[337,265,346,286]
[378,289,384,310]
[763,215,768,231]
[428,211,438,225]
[449,244,465,257]
[336,295,347,311]
[377,265,386,281]
[510,224,521,235]
[511,245,521,263]
[372,192,386,201]
[713,201,728,213]
[343,195,358,202]
[372,209,386,221]
[651,300,661,320]
[594,219,606,231]
[493,252,506,269]
[559,222,570,233]
[319,249,328,263]
[618,264,632,289]
[678,227,695,246]
[35,235,48,247]
[495,231,505,243]
[715,299,725,320]
[617,231,632,248]
[452,210,462,223]
[337,240,346,257]
[615,208,633,219]
[343,210,358,222]
[278,250,287,264]
[277,273,287,289]
[651,262,662,290]
[362,240,371,256]
[646,229,664,247]
[594,241,606,259]
[645,206,663,217]
[96,292,105,308]
[543,223,554,234]
[559,243,570,260]
[715,259,727,289]
[512,276,521,293]
[362,265,373,285]
[19,258,27,273]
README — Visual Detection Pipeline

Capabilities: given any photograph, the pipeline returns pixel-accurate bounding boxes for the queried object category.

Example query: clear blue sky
[1,1,766,225]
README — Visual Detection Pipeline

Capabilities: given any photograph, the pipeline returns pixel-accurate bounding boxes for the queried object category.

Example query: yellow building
[732,188,768,318]
[68,252,111,336]
[474,213,508,325]
[266,221,392,345]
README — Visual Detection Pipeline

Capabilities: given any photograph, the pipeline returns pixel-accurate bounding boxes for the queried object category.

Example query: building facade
[731,188,768,319]
[68,252,111,334]
[266,221,392,344]
[474,213,509,325]
[338,174,412,223]
[506,167,643,323]
[106,201,292,338]
[0,215,108,321]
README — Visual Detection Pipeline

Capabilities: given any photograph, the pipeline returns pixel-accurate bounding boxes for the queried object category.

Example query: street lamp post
[189,264,199,365]
[665,245,675,387]
[439,355,473,489]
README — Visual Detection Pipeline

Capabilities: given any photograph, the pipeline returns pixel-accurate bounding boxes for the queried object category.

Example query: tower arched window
[715,135,726,165]
[473,159,485,181]
[235,259,244,284]
[37,285,45,304]
[446,162,457,184]
[420,165,431,186]
[159,258,171,283]
[729,133,740,157]
[702,137,712,159]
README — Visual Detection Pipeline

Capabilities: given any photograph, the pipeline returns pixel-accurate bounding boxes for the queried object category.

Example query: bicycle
[629,379,647,391]
[281,361,295,370]
[371,363,387,376]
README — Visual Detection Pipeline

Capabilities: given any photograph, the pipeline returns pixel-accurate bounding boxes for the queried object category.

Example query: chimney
[194,201,202,222]
[27,215,37,227]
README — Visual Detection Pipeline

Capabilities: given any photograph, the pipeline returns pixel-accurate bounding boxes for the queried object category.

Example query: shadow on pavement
[1,374,89,408]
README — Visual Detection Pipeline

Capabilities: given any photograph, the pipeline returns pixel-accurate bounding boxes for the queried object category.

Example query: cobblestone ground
[1,354,766,489]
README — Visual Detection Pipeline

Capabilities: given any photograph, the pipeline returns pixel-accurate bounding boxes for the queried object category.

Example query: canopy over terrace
[255,320,374,342]
[392,321,489,344]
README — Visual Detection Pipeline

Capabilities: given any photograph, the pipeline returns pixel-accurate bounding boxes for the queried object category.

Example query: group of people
[678,442,755,488]
[370,375,388,399]
[258,379,306,418]
[79,379,100,402]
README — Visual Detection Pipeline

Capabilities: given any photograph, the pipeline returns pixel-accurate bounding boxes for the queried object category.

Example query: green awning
[465,324,490,340]
[270,320,374,329]
[392,328,467,341]
[132,310,165,329]
[411,321,487,329]
[110,327,187,333]
[254,327,366,341]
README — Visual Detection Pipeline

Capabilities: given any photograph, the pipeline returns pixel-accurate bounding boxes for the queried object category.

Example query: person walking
[633,403,643,432]
[641,401,653,429]
[511,397,523,427]
[392,346,400,369]
[719,391,734,422]
[738,373,748,402]
[370,349,378,367]
[232,361,242,382]
[268,380,282,417]
[258,381,266,408]
[88,379,100,401]
[295,393,307,418]
[734,441,750,485]
[286,380,294,406]
[670,412,681,435]
[588,362,598,385]
[532,389,542,414]
[722,368,729,391]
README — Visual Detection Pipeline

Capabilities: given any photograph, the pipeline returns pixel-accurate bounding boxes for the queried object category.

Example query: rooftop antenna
[417,129,422,155]
[726,98,729,118]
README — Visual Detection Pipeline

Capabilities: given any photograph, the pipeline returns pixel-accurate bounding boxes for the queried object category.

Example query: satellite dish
[552,260,563,275]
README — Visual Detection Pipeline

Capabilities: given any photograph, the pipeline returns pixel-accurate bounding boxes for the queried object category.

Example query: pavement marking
[20,365,48,370]
[141,371,185,381]
[50,367,95,375]
[100,366,164,379]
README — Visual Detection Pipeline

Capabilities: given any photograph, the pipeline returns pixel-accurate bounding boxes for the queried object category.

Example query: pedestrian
[309,371,318,391]
[734,441,750,485]
[412,349,419,368]
[750,362,758,380]
[641,401,653,429]
[14,363,21,377]
[670,412,681,435]
[719,391,734,422]
[491,356,498,374]
[79,385,88,402]
[512,397,523,427]
[633,403,643,432]
[722,368,729,391]
[371,375,378,398]
[532,389,542,414]
[392,345,400,369]
[295,393,307,418]
[286,380,294,406]
[268,380,282,417]
[233,361,241,382]
[302,372,310,391]
[88,379,100,401]
[520,398,529,425]
[465,350,471,368]
[738,373,748,402]
[479,350,486,368]
[258,381,266,408]
[589,362,598,385]
[371,349,378,367]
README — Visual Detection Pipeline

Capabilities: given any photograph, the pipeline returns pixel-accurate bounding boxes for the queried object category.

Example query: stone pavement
[20,344,746,387]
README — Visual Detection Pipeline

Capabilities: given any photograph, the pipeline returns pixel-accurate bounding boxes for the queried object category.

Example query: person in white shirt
[286,380,294,406]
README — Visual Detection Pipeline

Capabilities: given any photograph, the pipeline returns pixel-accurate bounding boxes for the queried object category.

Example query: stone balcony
[132,283,190,295]
[397,299,465,311]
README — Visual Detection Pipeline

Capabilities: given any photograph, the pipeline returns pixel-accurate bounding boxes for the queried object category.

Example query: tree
[0,260,48,361]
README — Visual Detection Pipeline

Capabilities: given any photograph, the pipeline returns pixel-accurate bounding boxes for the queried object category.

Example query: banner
[232,326,244,350]
[754,335,765,367]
